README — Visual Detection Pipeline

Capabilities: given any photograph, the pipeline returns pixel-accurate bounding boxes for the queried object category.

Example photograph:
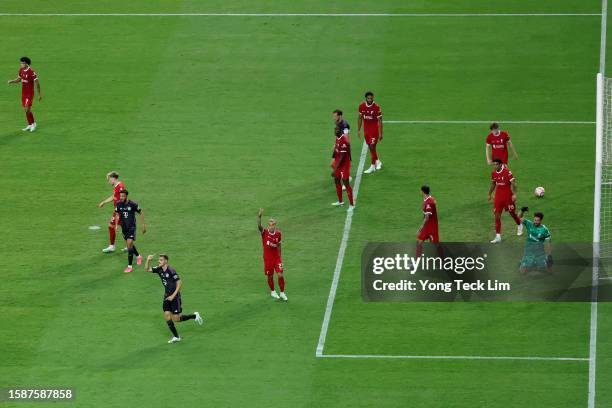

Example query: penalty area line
[315,141,369,357]
[318,354,589,362]
[0,13,602,17]
[385,120,595,125]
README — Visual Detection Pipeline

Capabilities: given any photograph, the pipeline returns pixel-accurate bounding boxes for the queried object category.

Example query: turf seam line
[320,354,589,361]
[315,141,369,357]
[0,13,603,17]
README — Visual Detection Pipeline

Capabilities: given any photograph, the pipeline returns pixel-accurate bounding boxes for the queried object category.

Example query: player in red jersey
[331,109,354,209]
[7,57,42,132]
[485,122,518,165]
[416,185,439,257]
[258,208,287,301]
[358,91,383,174]
[488,159,523,243]
[98,171,126,253]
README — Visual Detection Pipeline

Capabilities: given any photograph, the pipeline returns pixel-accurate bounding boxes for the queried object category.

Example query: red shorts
[364,128,380,145]
[494,192,515,213]
[333,162,351,180]
[264,256,283,275]
[418,224,439,243]
[492,153,508,164]
[22,94,33,108]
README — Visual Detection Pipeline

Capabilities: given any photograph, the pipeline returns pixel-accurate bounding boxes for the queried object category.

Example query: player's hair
[490,122,500,130]
[107,171,119,180]
[364,91,374,98]
[492,158,503,164]
[421,185,430,194]
[333,109,343,116]
[20,56,31,65]
[159,254,169,261]
[534,212,544,220]
[119,189,129,195]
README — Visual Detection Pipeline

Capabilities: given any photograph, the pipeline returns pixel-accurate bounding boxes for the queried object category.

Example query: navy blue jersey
[115,199,141,230]
[151,265,181,296]
[335,119,350,137]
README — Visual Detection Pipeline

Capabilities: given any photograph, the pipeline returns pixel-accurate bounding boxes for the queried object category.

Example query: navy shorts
[163,294,182,314]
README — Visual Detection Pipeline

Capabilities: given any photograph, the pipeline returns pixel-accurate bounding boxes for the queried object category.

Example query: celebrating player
[258,208,287,301]
[7,56,41,132]
[416,185,439,257]
[485,122,518,165]
[331,110,354,209]
[98,171,125,253]
[517,208,552,273]
[144,254,203,344]
[114,190,146,273]
[358,91,383,174]
[488,159,522,243]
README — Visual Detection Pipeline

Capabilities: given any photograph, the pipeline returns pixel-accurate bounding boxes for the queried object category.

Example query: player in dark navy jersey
[114,190,146,273]
[145,254,203,344]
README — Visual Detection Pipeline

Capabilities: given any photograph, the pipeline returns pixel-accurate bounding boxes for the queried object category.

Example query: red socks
[278,276,285,292]
[267,274,275,291]
[335,181,343,202]
[109,226,116,245]
[26,111,34,125]
[370,145,378,164]
[495,215,502,234]
[510,211,521,225]
[346,184,354,205]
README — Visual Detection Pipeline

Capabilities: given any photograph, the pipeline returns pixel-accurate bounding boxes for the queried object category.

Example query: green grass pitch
[1,1,612,407]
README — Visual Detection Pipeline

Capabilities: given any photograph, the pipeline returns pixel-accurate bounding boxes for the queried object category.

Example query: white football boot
[375,160,383,170]
[22,124,32,131]
[102,245,116,253]
[167,336,181,344]
[331,201,345,206]
[279,292,288,301]
[29,123,37,132]
[271,291,280,300]
[490,234,502,244]
[194,312,203,325]
[364,165,376,174]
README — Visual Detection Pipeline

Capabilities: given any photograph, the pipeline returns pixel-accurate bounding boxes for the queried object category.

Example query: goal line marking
[385,120,595,124]
[0,13,602,17]
[319,354,589,362]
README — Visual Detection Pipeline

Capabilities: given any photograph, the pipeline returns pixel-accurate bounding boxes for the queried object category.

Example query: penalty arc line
[316,141,369,357]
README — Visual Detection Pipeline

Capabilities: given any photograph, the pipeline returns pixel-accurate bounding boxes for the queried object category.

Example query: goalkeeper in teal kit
[518,207,552,273]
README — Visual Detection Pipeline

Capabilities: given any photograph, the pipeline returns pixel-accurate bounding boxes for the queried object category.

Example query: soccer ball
[534,186,545,198]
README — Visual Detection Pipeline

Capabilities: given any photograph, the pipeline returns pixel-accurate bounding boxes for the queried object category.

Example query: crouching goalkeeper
[518,207,553,274]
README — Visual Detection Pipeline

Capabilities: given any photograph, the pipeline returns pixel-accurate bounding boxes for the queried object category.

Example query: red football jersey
[358,102,382,130]
[422,195,438,227]
[19,67,37,96]
[334,134,351,160]
[486,131,510,162]
[113,182,125,205]
[491,165,515,195]
[262,228,281,259]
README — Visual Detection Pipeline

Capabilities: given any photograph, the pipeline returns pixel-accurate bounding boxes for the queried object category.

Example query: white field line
[385,120,595,124]
[315,141,368,357]
[320,354,589,362]
[0,13,602,17]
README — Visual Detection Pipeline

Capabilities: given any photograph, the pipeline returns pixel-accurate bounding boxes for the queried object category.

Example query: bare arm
[98,195,114,208]
[485,144,492,165]
[35,79,41,101]
[418,213,430,233]
[140,211,146,234]
[510,179,517,201]
[378,116,383,140]
[7,77,21,84]
[357,115,363,139]
[487,181,496,201]
[144,254,155,272]
[257,208,264,233]
[508,140,518,160]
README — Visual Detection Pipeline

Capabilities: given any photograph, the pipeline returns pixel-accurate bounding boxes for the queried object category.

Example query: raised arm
[144,254,155,272]
[258,208,264,233]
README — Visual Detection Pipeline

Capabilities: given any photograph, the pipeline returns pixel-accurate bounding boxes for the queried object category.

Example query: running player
[331,109,354,209]
[144,254,203,343]
[358,91,383,174]
[7,56,41,132]
[258,208,287,301]
[99,171,125,253]
[114,190,146,273]
[485,122,518,165]
[488,159,522,243]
